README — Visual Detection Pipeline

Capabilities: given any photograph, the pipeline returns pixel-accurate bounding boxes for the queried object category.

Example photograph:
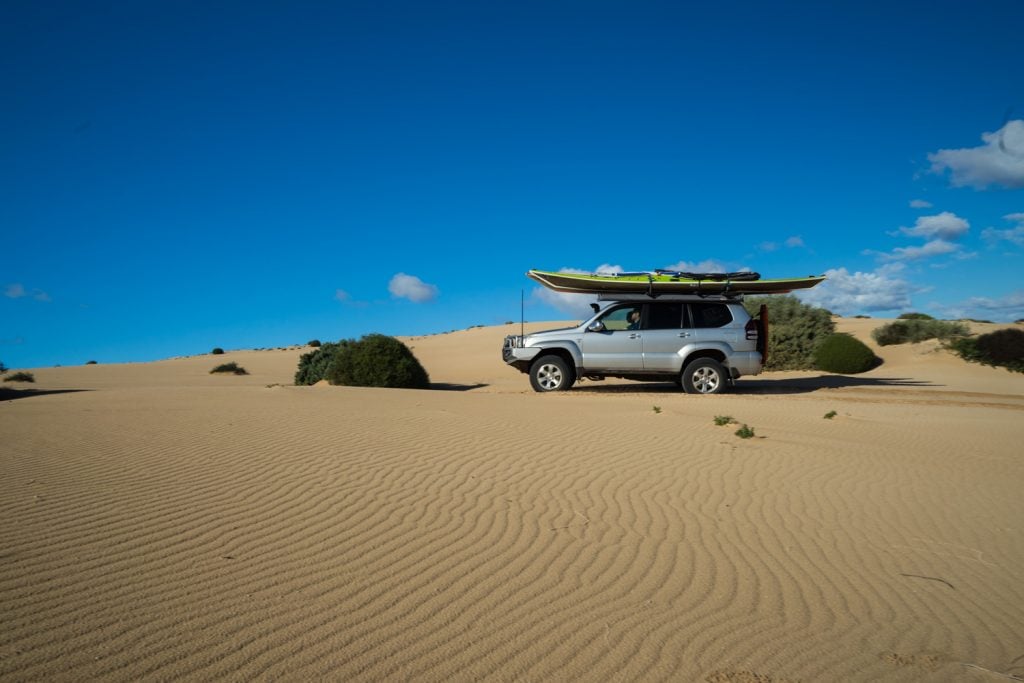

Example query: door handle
[629,333,641,339]
[678,332,690,338]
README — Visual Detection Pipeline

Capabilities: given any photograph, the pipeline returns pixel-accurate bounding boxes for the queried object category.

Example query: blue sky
[3,0,1022,368]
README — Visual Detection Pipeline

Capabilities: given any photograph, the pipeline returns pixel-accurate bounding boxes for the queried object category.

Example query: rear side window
[689,303,733,328]
[646,303,683,329]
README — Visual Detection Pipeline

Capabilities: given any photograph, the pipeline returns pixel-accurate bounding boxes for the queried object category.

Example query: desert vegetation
[872,318,969,346]
[735,424,756,439]
[307,339,321,347]
[295,341,348,385]
[296,335,430,389]
[211,347,225,355]
[948,328,1024,373]
[743,295,835,370]
[814,333,880,374]
[210,362,248,375]
[328,335,430,389]
[4,371,35,383]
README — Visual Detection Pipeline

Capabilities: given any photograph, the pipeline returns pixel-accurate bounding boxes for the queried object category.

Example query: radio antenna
[521,289,525,339]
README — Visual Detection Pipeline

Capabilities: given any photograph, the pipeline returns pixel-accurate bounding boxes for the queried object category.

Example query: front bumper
[502,335,542,372]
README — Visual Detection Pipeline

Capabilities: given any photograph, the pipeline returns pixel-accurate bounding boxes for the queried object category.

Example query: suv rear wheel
[681,358,727,394]
[529,355,575,392]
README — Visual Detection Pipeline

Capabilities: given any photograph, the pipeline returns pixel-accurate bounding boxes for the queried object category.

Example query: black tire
[529,355,575,392]
[681,358,727,395]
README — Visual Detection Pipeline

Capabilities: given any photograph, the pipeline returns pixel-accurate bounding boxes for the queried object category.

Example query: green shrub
[86,360,97,365]
[814,333,879,374]
[212,347,225,355]
[735,424,755,439]
[295,341,348,385]
[307,339,322,347]
[950,329,1024,373]
[824,410,838,419]
[0,361,6,373]
[210,362,248,375]
[714,415,736,426]
[743,296,835,370]
[872,319,969,346]
[4,371,35,383]
[898,312,934,320]
[327,334,430,389]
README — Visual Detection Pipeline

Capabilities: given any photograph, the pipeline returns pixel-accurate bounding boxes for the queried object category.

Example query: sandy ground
[2,319,1022,682]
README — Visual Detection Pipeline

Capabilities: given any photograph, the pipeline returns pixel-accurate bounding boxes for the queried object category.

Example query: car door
[580,305,644,371]
[640,303,687,371]
[686,302,739,345]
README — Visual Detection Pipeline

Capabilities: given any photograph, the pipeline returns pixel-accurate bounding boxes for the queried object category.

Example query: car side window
[689,303,733,328]
[645,303,683,329]
[598,306,640,331]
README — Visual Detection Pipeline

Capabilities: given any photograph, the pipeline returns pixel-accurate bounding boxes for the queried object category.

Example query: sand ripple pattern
[2,385,1023,682]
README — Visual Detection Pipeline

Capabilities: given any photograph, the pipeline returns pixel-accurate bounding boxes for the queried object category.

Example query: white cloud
[928,119,1024,189]
[796,266,914,314]
[530,265,614,318]
[785,236,805,248]
[388,273,438,303]
[758,241,778,252]
[982,213,1024,248]
[932,291,1024,322]
[532,288,599,318]
[4,283,50,301]
[899,211,969,240]
[661,259,736,273]
[878,238,960,262]
[335,289,351,302]
[909,199,933,209]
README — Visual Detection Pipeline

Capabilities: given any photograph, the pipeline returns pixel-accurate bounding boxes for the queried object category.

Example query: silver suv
[503,294,767,393]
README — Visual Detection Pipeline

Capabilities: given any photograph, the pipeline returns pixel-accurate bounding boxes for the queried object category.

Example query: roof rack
[596,291,745,302]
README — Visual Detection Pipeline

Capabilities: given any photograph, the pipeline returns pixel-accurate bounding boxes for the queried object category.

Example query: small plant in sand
[4,371,35,383]
[210,362,248,375]
[86,360,98,365]
[307,339,322,347]
[897,312,934,321]
[652,405,662,414]
[824,410,838,419]
[735,424,756,439]
[714,415,736,426]
[211,347,225,355]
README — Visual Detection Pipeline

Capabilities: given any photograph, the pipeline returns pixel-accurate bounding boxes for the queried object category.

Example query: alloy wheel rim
[538,364,563,390]
[692,367,719,393]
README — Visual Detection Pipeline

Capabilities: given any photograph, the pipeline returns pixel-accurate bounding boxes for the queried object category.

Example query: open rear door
[757,304,769,366]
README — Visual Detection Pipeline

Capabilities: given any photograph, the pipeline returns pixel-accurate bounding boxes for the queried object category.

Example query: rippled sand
[2,319,1022,681]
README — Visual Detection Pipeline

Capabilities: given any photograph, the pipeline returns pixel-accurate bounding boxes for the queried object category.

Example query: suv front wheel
[529,355,575,392]
[681,358,727,394]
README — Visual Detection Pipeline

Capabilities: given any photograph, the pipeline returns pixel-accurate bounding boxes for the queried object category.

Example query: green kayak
[527,269,826,295]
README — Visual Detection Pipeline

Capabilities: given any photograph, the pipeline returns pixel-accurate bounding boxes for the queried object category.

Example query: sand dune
[2,319,1022,681]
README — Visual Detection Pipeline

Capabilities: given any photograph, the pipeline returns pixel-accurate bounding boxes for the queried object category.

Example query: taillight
[745,318,758,340]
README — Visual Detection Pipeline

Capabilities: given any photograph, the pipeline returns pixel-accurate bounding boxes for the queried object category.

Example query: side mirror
[587,321,605,332]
